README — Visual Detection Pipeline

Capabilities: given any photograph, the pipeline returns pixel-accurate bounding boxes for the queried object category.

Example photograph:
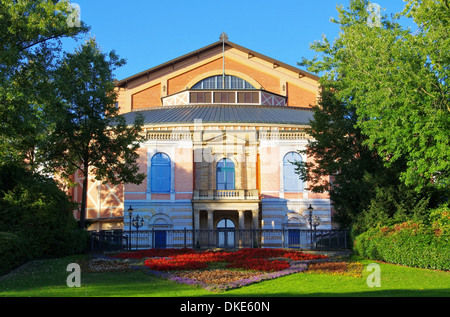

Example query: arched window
[283,152,303,192]
[217,218,235,229]
[216,158,235,190]
[192,75,255,89]
[217,218,235,248]
[151,153,171,193]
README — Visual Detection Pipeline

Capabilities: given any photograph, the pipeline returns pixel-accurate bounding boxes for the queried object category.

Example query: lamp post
[307,204,314,247]
[127,205,133,250]
[132,215,145,250]
[312,215,321,249]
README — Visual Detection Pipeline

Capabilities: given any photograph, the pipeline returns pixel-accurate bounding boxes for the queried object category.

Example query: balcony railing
[193,189,259,200]
[161,89,286,107]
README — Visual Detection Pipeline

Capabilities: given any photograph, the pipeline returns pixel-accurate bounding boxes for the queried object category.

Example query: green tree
[45,38,145,229]
[301,0,449,191]
[0,0,88,168]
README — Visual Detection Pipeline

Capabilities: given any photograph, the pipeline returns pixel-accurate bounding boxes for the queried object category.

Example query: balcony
[162,89,286,107]
[193,189,259,201]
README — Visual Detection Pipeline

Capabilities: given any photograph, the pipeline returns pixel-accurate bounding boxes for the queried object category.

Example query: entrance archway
[217,218,235,248]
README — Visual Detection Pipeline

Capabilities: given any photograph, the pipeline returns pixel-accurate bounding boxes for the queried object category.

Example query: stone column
[193,209,200,248]
[238,210,245,230]
[252,209,259,229]
[207,209,214,230]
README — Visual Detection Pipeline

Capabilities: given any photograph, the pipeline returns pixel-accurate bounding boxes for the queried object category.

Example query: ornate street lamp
[132,214,145,250]
[127,205,133,250]
[307,204,314,247]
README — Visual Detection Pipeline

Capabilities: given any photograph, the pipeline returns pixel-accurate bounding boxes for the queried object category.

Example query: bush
[0,164,87,262]
[354,221,450,270]
[0,232,28,275]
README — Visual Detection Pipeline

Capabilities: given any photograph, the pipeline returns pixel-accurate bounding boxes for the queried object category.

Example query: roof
[121,105,313,126]
[115,40,319,88]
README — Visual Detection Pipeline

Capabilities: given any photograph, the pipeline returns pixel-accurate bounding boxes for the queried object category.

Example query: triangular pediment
[202,131,249,145]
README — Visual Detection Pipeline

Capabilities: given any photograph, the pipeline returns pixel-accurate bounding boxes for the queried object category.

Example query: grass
[0,254,449,297]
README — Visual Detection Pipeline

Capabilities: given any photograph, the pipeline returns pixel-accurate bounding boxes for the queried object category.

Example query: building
[72,35,333,248]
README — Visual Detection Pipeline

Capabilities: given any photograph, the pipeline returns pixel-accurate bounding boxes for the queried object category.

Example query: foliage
[44,38,145,228]
[300,0,449,191]
[0,163,88,261]
[0,0,88,167]
[354,220,450,270]
[0,232,27,275]
[296,80,436,234]
[297,0,449,233]
[429,202,450,237]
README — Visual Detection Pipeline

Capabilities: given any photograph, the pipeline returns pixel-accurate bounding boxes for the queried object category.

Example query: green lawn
[0,254,448,297]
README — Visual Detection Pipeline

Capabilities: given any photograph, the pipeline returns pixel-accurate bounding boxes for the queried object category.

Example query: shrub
[0,164,87,261]
[0,232,28,275]
[354,221,449,270]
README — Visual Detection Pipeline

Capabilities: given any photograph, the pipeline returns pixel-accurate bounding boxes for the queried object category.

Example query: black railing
[89,230,128,252]
[116,229,348,251]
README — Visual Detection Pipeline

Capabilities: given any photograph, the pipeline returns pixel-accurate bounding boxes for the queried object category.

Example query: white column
[207,209,214,230]
[252,209,259,229]
[238,210,245,229]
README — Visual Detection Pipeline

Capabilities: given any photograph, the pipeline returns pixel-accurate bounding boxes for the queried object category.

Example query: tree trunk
[79,166,89,229]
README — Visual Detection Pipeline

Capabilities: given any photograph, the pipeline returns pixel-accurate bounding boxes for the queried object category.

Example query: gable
[116,41,320,114]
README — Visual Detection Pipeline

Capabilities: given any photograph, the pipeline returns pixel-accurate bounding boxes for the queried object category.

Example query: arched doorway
[217,218,235,248]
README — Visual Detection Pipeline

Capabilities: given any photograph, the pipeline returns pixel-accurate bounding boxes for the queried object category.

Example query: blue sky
[63,0,413,81]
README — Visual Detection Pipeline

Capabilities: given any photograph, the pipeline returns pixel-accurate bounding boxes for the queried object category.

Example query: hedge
[0,232,28,275]
[354,221,449,271]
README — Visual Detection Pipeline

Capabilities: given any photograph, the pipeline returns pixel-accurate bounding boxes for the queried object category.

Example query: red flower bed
[283,252,328,261]
[113,248,194,259]
[145,258,208,271]
[114,248,328,272]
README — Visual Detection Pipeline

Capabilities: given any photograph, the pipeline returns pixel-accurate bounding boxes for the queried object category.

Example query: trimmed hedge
[354,221,449,271]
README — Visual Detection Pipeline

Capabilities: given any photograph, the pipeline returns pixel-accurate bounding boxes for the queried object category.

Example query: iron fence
[89,231,128,252]
[89,228,347,252]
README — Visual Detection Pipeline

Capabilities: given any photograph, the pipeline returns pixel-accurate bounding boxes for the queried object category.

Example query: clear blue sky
[63,0,413,81]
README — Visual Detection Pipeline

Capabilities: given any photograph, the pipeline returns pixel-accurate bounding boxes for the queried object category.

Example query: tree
[300,0,449,191]
[0,0,88,168]
[46,38,145,229]
[295,86,380,229]
[297,0,448,233]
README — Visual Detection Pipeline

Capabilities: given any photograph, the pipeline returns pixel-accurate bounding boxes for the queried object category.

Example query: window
[216,158,235,190]
[151,153,171,193]
[192,75,255,90]
[283,152,303,192]
[217,218,235,229]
